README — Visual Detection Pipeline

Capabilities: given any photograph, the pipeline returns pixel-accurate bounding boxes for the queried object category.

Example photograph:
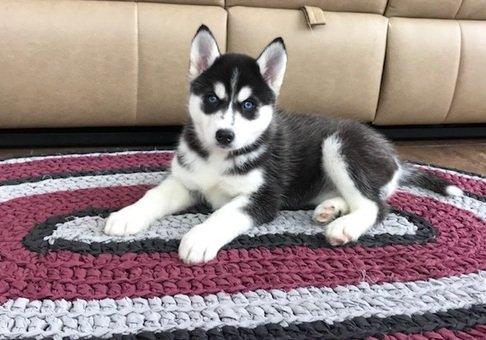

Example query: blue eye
[242,100,255,111]
[205,94,219,105]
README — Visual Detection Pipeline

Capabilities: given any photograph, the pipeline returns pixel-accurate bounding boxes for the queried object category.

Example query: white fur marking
[221,168,264,196]
[237,86,252,102]
[178,196,252,264]
[214,82,226,100]
[230,104,273,149]
[446,185,464,196]
[104,176,194,236]
[383,161,402,198]
[322,134,379,245]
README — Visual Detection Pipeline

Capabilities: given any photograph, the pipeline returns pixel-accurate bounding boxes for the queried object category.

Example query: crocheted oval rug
[0,150,485,340]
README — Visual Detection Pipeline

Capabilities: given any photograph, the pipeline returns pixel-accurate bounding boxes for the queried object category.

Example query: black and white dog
[105,25,463,264]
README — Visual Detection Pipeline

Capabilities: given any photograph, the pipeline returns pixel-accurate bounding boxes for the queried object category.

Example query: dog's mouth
[216,142,233,150]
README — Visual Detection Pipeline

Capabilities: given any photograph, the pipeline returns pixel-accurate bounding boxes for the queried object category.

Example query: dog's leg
[178,196,252,264]
[321,134,386,246]
[104,176,195,236]
[178,191,278,264]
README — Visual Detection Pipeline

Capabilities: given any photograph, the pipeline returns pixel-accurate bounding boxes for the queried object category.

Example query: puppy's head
[188,25,287,151]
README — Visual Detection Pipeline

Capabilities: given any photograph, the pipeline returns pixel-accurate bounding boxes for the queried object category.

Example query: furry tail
[399,163,464,196]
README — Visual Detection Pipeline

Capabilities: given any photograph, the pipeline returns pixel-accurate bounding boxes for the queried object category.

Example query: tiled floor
[0,139,484,175]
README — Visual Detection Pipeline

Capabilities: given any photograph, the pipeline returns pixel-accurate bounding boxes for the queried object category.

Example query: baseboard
[0,126,183,148]
[0,124,484,148]
[375,123,486,140]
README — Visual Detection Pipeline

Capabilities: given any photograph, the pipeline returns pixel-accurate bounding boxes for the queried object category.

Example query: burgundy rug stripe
[0,187,484,302]
[421,167,486,196]
[0,153,173,183]
[0,185,151,240]
[375,324,486,339]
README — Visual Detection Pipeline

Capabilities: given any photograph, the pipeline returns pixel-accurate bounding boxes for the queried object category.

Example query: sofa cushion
[0,0,138,128]
[456,0,486,20]
[226,0,387,15]
[385,0,462,19]
[228,6,388,122]
[385,0,486,20]
[446,21,486,123]
[91,0,224,6]
[375,18,461,125]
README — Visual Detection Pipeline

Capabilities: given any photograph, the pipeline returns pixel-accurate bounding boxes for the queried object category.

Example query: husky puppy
[105,25,463,264]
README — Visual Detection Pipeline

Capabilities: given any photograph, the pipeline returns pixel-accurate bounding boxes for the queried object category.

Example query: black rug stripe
[23,208,435,256]
[0,166,168,186]
[466,191,486,202]
[42,304,486,340]
[409,160,486,180]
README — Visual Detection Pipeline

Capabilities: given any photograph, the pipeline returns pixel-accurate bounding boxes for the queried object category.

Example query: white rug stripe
[45,212,416,245]
[0,272,485,339]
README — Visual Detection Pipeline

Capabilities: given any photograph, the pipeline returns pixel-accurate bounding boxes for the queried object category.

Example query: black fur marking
[225,149,268,175]
[195,24,214,40]
[181,121,208,159]
[23,208,434,255]
[227,129,269,158]
[266,112,338,210]
[400,163,455,196]
[175,152,190,169]
[225,129,271,175]
[337,121,399,202]
[201,92,225,114]
[190,53,275,117]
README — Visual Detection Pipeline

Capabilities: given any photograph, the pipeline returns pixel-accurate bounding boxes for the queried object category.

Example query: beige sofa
[0,0,485,129]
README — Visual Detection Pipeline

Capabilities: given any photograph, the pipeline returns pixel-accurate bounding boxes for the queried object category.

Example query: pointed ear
[189,25,221,80]
[256,38,287,95]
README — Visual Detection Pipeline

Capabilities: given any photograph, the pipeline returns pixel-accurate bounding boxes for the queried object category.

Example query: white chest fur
[171,144,264,209]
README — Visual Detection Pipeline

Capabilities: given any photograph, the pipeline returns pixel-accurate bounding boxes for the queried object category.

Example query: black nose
[215,129,234,146]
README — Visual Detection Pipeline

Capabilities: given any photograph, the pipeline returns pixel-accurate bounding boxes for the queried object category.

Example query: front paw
[104,205,152,236]
[178,224,222,264]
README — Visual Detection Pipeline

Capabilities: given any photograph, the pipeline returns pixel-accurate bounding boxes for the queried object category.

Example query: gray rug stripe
[45,212,417,245]
[1,272,485,339]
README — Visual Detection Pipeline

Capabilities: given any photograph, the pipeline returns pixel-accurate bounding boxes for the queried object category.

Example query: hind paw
[325,216,364,246]
[313,197,349,224]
